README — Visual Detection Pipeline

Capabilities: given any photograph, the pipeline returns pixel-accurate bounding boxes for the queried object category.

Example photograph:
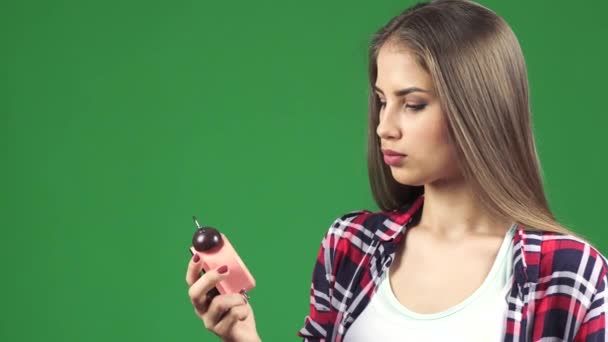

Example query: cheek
[412,114,450,152]
[412,113,458,170]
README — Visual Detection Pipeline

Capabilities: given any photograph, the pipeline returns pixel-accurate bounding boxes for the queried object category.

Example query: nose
[376,106,402,141]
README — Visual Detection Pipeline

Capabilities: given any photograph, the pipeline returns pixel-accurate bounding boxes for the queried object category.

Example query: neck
[417,176,512,240]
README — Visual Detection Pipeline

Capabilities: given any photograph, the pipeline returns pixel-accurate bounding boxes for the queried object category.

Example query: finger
[188,265,230,307]
[192,287,221,318]
[212,304,250,337]
[205,293,247,327]
[186,252,203,287]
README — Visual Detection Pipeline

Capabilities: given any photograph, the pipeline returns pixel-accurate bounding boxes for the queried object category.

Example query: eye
[377,98,427,112]
[406,103,427,112]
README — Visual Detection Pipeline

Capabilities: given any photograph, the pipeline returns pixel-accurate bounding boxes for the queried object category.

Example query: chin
[390,169,426,186]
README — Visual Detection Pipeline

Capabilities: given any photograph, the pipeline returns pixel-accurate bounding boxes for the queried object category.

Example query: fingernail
[193,253,200,263]
[217,265,228,274]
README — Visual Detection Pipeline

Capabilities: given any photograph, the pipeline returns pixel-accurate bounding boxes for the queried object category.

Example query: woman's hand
[186,254,261,342]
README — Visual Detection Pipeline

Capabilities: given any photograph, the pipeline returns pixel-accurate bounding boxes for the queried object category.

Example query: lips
[381,148,406,156]
[383,154,405,166]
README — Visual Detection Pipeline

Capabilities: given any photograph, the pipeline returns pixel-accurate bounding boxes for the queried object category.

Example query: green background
[2,0,607,340]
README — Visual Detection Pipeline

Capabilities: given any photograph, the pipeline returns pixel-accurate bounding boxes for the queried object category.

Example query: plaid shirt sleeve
[573,250,608,341]
[297,217,339,341]
[297,211,369,341]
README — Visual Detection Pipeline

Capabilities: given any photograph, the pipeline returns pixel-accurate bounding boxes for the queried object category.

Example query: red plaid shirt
[297,194,608,341]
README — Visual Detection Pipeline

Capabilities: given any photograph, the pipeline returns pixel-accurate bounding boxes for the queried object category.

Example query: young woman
[185,0,608,341]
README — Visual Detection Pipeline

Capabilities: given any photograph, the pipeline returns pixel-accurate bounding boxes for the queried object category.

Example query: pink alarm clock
[189,216,256,301]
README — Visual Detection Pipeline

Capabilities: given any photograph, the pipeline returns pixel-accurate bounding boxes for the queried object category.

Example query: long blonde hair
[366,0,588,241]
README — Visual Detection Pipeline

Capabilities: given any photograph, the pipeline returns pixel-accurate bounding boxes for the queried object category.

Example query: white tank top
[344,223,516,342]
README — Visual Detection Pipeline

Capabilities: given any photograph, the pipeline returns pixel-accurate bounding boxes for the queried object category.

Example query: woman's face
[375,43,461,186]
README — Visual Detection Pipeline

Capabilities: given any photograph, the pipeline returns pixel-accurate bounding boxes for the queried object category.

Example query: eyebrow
[373,85,428,97]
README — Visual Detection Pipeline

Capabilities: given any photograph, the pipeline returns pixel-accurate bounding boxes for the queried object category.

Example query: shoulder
[322,209,376,249]
[537,231,608,274]
[321,196,425,255]
[323,207,408,244]
[535,230,608,295]
[318,209,396,266]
